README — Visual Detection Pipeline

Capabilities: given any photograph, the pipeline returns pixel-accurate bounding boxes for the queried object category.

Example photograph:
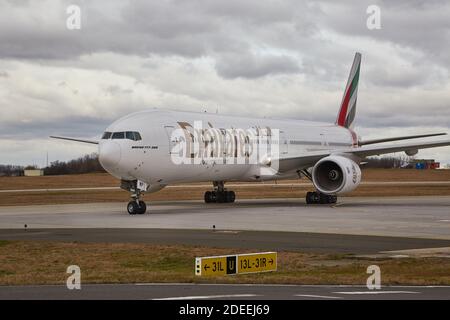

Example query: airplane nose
[99,141,121,169]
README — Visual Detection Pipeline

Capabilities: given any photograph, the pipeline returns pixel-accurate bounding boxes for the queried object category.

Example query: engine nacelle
[312,155,361,195]
[405,149,418,156]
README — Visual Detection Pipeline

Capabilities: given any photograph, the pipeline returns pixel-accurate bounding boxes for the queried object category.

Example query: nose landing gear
[121,180,147,214]
[204,181,236,203]
[127,200,146,215]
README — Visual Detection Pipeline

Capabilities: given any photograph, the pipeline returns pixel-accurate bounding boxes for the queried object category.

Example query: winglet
[336,52,361,129]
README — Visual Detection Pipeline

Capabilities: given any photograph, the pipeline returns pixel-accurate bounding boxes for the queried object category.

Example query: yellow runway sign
[195,252,277,276]
[237,252,277,274]
[196,255,236,276]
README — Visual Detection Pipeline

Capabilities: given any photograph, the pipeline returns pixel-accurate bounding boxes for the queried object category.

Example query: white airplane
[51,53,450,214]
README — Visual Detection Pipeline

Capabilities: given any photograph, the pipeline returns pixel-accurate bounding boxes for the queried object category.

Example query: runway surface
[0,283,449,300]
[1,228,450,254]
[1,181,450,193]
[0,196,449,240]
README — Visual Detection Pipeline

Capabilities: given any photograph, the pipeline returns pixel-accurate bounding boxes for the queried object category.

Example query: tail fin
[336,52,361,129]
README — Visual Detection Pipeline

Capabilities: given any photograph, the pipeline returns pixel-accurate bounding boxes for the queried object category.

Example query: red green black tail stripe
[336,53,361,128]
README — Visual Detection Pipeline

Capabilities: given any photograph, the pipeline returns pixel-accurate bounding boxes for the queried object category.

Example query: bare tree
[44,153,105,175]
[364,155,412,169]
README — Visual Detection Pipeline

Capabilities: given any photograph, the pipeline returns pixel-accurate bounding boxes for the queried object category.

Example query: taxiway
[0,283,448,300]
[0,197,449,240]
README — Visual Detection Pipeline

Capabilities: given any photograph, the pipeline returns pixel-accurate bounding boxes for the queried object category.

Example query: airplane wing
[50,135,99,145]
[359,132,447,146]
[277,138,450,171]
[343,138,450,158]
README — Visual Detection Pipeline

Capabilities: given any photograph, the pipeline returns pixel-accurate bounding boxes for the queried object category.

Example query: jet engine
[312,155,361,195]
[405,149,418,156]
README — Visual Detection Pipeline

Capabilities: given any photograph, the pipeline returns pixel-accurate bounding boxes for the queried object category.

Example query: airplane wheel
[127,201,139,215]
[228,191,236,203]
[205,191,235,203]
[319,193,329,204]
[216,192,225,203]
[306,192,314,204]
[312,192,321,203]
[138,201,147,214]
[328,195,337,204]
[306,192,337,204]
[204,191,212,203]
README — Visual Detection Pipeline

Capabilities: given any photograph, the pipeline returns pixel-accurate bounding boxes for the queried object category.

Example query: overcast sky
[0,0,449,167]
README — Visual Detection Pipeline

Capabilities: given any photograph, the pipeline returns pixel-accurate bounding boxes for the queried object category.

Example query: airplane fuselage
[98,109,356,189]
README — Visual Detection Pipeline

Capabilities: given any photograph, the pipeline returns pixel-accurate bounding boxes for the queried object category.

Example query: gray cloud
[104,85,133,96]
[0,0,309,78]
[215,52,301,79]
[0,0,449,165]
[316,0,450,67]
[0,116,110,140]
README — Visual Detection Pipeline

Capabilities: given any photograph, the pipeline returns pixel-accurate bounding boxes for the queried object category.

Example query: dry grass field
[2,168,450,190]
[0,169,449,206]
[0,240,449,286]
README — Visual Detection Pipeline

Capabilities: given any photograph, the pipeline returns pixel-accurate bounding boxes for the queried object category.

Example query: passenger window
[112,132,125,139]
[102,132,112,139]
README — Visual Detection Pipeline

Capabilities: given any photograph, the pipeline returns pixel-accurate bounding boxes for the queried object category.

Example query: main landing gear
[305,191,337,204]
[121,180,147,215]
[298,169,337,205]
[204,181,236,203]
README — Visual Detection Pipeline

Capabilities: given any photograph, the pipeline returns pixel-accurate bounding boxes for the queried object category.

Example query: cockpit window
[126,131,142,141]
[109,131,142,141]
[126,131,135,141]
[112,132,125,139]
[102,132,112,139]
[134,132,142,141]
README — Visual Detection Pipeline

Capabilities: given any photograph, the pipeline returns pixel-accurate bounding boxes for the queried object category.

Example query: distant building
[24,169,44,176]
[410,159,440,169]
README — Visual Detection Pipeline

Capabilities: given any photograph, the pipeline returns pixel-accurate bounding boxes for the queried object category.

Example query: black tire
[138,201,147,214]
[224,191,230,203]
[228,191,236,203]
[319,193,329,204]
[329,195,337,204]
[127,201,139,215]
[306,192,313,204]
[204,191,212,203]
[313,192,321,203]
[216,192,225,203]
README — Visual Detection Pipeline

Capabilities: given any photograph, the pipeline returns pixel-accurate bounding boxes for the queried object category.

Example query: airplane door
[280,130,288,155]
[163,125,177,154]
[216,128,226,164]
